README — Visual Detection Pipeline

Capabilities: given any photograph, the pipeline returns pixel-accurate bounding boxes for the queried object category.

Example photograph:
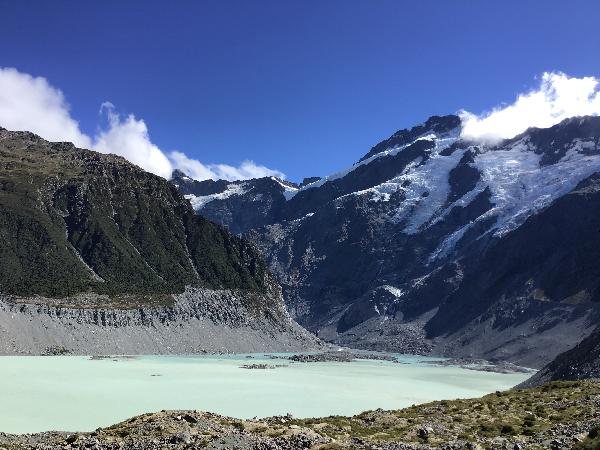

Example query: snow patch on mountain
[476,137,600,236]
[271,176,299,200]
[349,157,424,203]
[288,128,461,199]
[385,135,464,233]
[429,222,476,262]
[185,183,247,210]
[429,135,600,260]
[381,285,405,297]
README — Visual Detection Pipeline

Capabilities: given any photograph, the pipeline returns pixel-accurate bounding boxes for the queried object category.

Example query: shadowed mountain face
[174,115,600,367]
[521,328,600,387]
[0,128,267,302]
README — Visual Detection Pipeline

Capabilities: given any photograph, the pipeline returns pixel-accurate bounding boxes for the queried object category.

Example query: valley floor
[2,381,599,450]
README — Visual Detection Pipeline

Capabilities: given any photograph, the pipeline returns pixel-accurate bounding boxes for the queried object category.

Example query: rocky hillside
[172,171,318,235]
[523,328,600,387]
[3,380,599,449]
[0,127,320,354]
[175,116,600,367]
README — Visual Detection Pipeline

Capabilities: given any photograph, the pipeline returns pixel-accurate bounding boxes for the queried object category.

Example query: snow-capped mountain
[173,115,600,367]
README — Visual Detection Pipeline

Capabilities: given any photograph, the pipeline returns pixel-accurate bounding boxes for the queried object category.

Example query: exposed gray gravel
[0,286,324,355]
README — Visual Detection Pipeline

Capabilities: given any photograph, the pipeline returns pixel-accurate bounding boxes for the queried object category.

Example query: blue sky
[1,0,600,181]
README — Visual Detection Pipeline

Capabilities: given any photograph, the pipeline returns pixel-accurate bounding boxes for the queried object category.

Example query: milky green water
[0,354,530,433]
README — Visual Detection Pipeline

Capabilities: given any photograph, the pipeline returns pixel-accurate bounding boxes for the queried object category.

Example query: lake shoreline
[1,381,597,450]
[0,353,531,434]
[4,349,537,374]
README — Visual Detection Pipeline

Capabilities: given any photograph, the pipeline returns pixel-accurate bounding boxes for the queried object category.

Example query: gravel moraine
[423,358,535,374]
[0,283,324,356]
[284,350,401,363]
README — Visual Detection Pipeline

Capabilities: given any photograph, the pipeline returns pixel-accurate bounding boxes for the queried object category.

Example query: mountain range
[1,112,599,382]
[173,115,600,372]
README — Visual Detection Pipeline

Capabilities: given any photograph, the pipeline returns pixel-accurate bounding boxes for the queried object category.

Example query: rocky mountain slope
[0,127,320,354]
[3,380,599,449]
[175,115,600,367]
[522,328,600,387]
[172,171,319,235]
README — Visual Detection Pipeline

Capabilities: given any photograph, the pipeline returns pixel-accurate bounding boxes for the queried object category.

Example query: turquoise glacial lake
[0,354,531,433]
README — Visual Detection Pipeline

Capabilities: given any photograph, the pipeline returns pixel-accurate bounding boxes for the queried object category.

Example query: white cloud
[0,67,91,148]
[0,67,284,181]
[94,102,174,179]
[169,150,285,181]
[168,151,284,181]
[460,72,600,143]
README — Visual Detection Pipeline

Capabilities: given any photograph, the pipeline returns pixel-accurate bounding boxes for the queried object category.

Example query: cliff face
[0,127,320,354]
[176,116,600,367]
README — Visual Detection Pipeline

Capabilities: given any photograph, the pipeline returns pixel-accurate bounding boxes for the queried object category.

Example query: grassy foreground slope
[2,381,599,449]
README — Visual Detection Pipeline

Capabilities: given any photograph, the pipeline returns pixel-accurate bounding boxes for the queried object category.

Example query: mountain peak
[171,169,190,179]
[358,114,461,162]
